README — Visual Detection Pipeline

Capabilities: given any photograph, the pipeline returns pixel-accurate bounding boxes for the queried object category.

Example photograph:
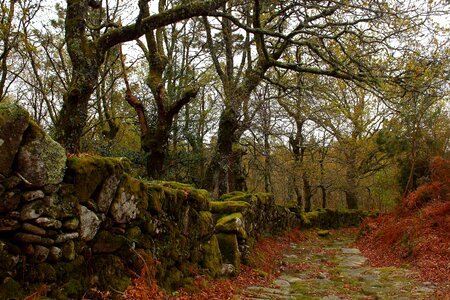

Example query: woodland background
[1,0,449,212]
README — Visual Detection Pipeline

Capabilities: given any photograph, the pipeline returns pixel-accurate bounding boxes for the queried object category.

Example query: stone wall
[0,104,300,299]
[0,104,372,299]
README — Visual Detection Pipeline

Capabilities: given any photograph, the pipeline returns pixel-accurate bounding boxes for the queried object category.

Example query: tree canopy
[1,0,449,210]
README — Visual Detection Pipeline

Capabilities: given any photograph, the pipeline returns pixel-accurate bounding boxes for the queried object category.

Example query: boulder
[22,190,45,202]
[62,240,76,261]
[0,190,21,213]
[111,175,147,223]
[79,205,101,241]
[93,231,126,253]
[15,233,54,246]
[55,233,79,243]
[215,213,247,239]
[97,174,121,213]
[63,217,79,231]
[48,246,62,262]
[64,156,128,202]
[22,223,46,236]
[0,241,20,278]
[0,218,20,232]
[210,200,250,214]
[0,103,29,177]
[200,235,223,277]
[35,217,62,229]
[16,121,66,187]
[20,200,44,220]
[34,245,49,262]
[216,233,241,274]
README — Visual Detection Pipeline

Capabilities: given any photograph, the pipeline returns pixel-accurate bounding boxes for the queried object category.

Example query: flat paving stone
[341,247,361,254]
[339,255,367,267]
[238,229,438,300]
[273,279,291,288]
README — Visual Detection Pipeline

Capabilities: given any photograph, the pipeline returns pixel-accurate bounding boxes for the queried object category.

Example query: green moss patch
[216,233,240,273]
[65,156,128,201]
[216,213,247,239]
[200,235,223,277]
[211,200,250,214]
[91,255,131,293]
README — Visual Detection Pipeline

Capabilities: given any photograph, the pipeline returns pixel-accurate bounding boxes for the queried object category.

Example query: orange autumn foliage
[403,156,450,209]
[357,156,450,285]
[122,251,167,300]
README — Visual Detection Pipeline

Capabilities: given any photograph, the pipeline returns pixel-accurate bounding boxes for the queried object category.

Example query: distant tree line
[1,0,449,210]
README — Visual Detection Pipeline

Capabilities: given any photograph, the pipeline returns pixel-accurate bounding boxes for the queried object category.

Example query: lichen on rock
[16,121,66,187]
[79,205,101,241]
[111,175,147,223]
[0,103,29,177]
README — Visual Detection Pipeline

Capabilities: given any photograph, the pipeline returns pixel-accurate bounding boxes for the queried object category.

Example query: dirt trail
[239,229,441,300]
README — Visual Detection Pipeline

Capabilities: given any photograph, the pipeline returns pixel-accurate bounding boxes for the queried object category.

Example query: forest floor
[171,228,449,300]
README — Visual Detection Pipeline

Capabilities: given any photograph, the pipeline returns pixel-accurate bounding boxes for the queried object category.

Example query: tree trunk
[344,149,359,209]
[205,107,242,197]
[55,0,227,152]
[319,157,327,208]
[142,116,172,180]
[303,175,312,212]
[320,185,327,208]
[293,179,303,210]
[263,109,273,193]
[345,189,359,209]
[56,82,97,152]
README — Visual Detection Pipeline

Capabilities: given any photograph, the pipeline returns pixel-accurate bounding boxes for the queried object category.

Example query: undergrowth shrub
[403,156,449,209]
[357,156,450,283]
[122,251,166,300]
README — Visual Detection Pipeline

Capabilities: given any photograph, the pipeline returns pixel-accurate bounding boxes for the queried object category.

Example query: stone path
[239,229,438,300]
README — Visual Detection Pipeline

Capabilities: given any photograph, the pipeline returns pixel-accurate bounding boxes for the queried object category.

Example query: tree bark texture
[56,0,227,152]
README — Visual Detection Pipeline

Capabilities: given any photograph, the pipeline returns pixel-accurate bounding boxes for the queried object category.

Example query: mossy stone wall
[0,104,373,299]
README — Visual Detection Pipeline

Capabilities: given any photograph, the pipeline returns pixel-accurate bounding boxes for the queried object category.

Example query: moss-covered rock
[17,121,66,187]
[93,230,126,253]
[165,266,183,291]
[300,209,375,229]
[0,103,29,177]
[219,191,253,202]
[91,255,131,294]
[97,174,121,213]
[25,263,57,283]
[156,181,211,215]
[64,156,128,202]
[200,235,222,277]
[216,212,247,239]
[187,210,214,241]
[61,278,85,299]
[111,174,148,223]
[216,233,240,274]
[62,240,76,261]
[219,191,249,201]
[145,182,164,213]
[253,192,274,206]
[211,200,250,214]
[186,188,211,211]
[50,185,79,219]
[0,277,25,299]
[317,229,330,237]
